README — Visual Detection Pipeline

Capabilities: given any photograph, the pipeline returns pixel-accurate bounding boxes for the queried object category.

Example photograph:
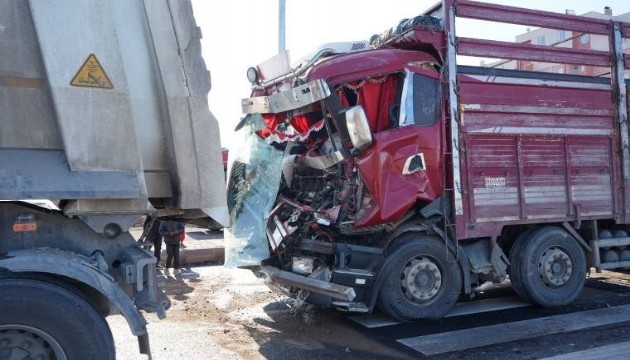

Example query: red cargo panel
[567,137,614,216]
[520,136,568,219]
[467,136,519,222]
[456,72,618,238]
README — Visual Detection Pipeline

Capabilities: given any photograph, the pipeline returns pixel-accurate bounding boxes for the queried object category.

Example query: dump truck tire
[0,277,115,360]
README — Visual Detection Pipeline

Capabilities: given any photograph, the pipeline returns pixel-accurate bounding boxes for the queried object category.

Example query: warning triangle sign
[70,54,113,89]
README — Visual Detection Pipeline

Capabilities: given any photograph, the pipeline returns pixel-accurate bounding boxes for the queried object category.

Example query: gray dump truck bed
[1,0,227,227]
[0,1,227,358]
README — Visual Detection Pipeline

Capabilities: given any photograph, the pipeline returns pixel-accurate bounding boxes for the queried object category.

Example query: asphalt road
[109,266,630,360]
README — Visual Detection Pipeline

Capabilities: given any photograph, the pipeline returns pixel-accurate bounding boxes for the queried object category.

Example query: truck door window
[336,74,400,133]
[399,71,441,127]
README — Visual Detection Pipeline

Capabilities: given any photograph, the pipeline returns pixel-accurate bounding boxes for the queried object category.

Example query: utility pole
[279,0,286,53]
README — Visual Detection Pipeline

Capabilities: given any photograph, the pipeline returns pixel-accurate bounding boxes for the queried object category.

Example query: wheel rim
[0,325,67,360]
[401,256,442,303]
[538,246,574,288]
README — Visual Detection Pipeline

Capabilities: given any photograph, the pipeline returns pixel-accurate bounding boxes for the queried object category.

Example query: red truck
[226,0,630,321]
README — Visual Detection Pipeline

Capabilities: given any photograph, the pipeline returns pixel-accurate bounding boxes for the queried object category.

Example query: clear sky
[190,0,629,147]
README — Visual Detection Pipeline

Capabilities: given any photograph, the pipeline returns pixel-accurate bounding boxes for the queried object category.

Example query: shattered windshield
[224,118,284,268]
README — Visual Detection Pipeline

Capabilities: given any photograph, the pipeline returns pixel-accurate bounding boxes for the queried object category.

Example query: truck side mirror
[343,106,373,152]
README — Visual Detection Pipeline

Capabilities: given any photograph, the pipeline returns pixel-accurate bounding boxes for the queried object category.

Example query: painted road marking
[398,304,630,355]
[447,296,529,317]
[539,340,630,360]
[349,313,400,329]
[350,296,530,328]
[350,286,610,329]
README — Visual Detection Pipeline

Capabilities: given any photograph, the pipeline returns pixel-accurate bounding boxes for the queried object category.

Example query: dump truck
[226,0,630,322]
[0,0,226,358]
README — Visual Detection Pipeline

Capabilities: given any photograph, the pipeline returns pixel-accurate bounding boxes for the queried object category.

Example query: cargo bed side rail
[439,0,630,239]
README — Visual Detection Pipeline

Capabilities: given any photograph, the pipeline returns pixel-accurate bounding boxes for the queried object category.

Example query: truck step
[333,268,375,278]
[332,268,376,288]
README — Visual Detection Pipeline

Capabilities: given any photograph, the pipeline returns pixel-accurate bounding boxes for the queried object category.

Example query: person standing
[159,220,185,275]
[143,216,162,267]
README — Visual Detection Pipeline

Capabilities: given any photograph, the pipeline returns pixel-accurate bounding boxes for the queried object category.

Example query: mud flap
[138,333,152,360]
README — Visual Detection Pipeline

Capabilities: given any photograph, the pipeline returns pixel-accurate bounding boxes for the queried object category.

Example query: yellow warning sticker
[70,54,113,89]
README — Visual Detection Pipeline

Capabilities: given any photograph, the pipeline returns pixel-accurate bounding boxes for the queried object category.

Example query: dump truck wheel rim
[0,325,67,360]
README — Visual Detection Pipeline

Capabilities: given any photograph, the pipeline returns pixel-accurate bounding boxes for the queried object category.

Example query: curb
[157,246,224,266]
[131,227,225,266]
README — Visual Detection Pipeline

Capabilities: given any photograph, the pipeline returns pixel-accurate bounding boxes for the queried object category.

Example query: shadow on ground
[240,302,416,360]
[158,266,201,301]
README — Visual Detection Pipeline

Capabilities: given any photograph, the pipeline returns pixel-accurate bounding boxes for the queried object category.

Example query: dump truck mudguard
[0,248,148,337]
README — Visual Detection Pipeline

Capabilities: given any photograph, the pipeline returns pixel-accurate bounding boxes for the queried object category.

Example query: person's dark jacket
[159,221,184,246]
[144,216,161,245]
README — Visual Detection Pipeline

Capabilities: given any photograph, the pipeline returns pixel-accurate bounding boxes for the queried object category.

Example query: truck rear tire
[0,278,115,360]
[378,234,462,321]
[510,226,586,307]
[509,228,536,303]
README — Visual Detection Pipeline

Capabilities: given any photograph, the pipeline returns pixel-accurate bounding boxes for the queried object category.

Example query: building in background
[487,7,630,77]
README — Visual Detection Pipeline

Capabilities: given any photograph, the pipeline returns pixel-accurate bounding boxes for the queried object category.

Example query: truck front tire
[378,234,462,321]
[0,278,115,360]
[510,226,586,307]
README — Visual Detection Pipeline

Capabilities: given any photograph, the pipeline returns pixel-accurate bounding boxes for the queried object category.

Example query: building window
[536,36,545,45]
[573,65,585,74]
[557,30,566,41]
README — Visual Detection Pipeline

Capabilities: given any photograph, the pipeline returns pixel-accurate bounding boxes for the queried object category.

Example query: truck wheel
[378,234,462,321]
[510,227,586,307]
[509,228,536,303]
[0,278,115,360]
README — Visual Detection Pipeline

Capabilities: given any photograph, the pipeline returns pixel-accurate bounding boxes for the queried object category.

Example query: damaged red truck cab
[311,50,445,228]
[226,0,630,321]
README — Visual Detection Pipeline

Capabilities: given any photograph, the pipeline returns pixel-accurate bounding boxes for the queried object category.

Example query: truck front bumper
[259,265,356,302]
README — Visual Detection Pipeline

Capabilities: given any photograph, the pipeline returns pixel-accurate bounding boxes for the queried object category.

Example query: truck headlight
[292,257,315,275]
[247,67,259,84]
